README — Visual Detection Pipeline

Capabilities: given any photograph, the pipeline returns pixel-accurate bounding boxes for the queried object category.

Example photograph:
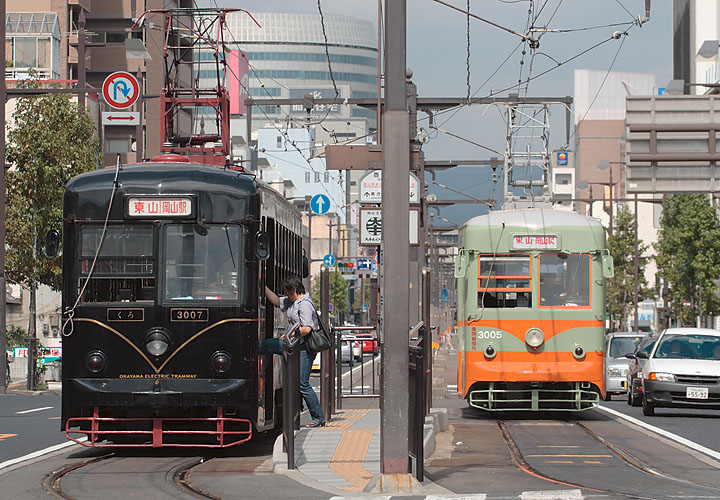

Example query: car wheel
[603,392,612,402]
[642,396,655,416]
[626,389,633,406]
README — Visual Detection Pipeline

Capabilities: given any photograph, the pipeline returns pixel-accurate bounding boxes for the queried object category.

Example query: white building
[673,0,720,93]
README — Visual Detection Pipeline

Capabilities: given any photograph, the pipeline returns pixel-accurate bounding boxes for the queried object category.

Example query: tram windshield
[79,224,155,303]
[477,255,532,308]
[538,253,590,307]
[164,224,240,302]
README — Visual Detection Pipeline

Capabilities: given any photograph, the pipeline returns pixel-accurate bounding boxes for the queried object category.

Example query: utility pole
[380,0,410,477]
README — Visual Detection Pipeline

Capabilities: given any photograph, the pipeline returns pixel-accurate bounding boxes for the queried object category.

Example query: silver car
[604,332,643,400]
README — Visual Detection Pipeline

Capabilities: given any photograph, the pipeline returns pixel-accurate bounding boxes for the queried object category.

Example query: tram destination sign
[126,196,194,218]
[511,234,559,250]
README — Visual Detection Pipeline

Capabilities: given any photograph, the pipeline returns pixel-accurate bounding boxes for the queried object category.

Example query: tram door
[261,217,276,425]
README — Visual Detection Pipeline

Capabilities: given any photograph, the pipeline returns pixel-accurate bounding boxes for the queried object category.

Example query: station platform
[267,341,460,497]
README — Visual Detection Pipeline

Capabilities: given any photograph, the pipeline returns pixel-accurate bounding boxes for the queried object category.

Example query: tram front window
[477,255,532,308]
[539,253,590,307]
[79,225,155,303]
[164,224,240,302]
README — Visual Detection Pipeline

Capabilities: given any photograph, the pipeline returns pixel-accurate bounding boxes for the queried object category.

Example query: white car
[638,327,720,416]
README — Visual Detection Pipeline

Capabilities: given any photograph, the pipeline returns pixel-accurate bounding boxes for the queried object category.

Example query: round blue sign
[310,194,330,215]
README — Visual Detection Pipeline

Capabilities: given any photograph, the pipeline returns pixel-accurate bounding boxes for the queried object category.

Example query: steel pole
[634,194,639,331]
[380,0,410,474]
[320,266,331,419]
[136,67,144,163]
[0,0,6,394]
[78,10,86,111]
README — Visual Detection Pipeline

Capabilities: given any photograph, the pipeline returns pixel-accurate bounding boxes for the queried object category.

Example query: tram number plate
[107,308,144,322]
[686,387,708,399]
[171,308,208,322]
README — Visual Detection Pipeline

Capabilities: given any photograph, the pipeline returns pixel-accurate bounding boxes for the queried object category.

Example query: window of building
[5,13,60,79]
[305,172,311,183]
[324,171,329,183]
[314,172,320,182]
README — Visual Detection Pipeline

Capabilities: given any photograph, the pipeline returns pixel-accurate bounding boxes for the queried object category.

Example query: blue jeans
[300,346,325,424]
[260,339,324,424]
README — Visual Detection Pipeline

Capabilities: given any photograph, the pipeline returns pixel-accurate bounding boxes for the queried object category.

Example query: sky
[214,0,673,224]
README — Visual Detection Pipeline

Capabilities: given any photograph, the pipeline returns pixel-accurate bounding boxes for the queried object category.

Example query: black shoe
[305,421,325,428]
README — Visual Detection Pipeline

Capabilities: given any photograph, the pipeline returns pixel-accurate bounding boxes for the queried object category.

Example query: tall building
[673,0,720,92]
[6,0,191,165]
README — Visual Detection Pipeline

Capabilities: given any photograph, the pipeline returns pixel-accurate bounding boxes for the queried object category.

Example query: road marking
[545,460,573,464]
[527,454,611,458]
[0,437,87,471]
[47,417,61,420]
[520,490,584,500]
[15,406,53,414]
[598,405,720,462]
[426,496,487,500]
[583,460,603,464]
[538,445,580,448]
[0,434,17,442]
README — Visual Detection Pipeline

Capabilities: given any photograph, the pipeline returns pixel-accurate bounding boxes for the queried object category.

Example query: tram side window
[164,224,240,302]
[79,225,155,303]
[477,255,532,308]
[538,253,590,307]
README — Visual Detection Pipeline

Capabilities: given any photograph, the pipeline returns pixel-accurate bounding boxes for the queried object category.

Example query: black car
[625,331,661,406]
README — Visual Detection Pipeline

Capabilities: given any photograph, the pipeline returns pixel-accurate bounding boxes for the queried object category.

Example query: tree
[606,206,652,330]
[654,194,720,326]
[311,270,349,317]
[6,78,100,343]
[5,325,27,349]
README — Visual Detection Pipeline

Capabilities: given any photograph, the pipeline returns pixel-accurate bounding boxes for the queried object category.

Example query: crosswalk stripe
[520,489,584,500]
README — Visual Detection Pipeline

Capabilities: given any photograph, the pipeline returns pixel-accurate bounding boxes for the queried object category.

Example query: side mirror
[44,230,60,259]
[255,231,269,261]
[302,253,309,278]
[601,250,614,278]
[625,353,636,359]
[636,350,649,359]
[454,249,469,279]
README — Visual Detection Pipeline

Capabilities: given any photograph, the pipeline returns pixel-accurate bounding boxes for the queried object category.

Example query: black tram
[60,154,305,447]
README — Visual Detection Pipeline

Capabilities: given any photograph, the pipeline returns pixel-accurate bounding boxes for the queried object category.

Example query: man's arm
[265,286,280,307]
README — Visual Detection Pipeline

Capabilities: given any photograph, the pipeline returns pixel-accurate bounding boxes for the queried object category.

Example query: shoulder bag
[305,306,332,353]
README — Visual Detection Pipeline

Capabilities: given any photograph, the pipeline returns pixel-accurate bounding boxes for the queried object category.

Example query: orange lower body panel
[460,350,604,398]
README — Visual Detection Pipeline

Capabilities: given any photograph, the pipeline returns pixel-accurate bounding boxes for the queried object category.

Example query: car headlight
[648,372,675,382]
[607,367,623,377]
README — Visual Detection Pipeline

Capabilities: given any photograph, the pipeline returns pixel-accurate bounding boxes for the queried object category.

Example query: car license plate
[686,387,709,399]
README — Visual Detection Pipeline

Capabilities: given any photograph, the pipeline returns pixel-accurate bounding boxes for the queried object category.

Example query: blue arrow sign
[323,254,336,266]
[310,194,330,215]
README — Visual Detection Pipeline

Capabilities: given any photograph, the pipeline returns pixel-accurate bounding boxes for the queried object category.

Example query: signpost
[310,193,330,215]
[102,71,140,109]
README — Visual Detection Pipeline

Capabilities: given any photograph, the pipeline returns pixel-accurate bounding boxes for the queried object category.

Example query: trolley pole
[380,0,411,476]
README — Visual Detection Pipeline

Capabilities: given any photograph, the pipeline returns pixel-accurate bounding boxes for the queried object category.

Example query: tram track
[498,419,720,499]
[42,452,218,500]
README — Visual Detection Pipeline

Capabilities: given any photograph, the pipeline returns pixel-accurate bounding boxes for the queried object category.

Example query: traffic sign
[329,303,333,312]
[359,208,419,246]
[310,194,330,215]
[323,254,336,266]
[102,111,140,126]
[102,71,140,109]
[362,304,367,312]
[358,171,420,204]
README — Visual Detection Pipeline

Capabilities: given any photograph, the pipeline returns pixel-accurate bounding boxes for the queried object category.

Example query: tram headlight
[573,344,585,359]
[211,351,232,374]
[484,345,497,359]
[145,327,172,357]
[525,328,544,348]
[86,350,107,373]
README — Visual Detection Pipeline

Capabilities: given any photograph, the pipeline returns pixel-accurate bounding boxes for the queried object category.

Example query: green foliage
[606,206,653,329]
[6,324,27,348]
[654,194,720,324]
[6,78,101,290]
[311,271,349,315]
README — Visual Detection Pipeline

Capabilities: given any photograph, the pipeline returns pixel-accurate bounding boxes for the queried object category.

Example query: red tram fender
[66,407,252,448]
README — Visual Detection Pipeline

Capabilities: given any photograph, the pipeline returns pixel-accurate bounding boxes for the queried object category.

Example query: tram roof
[66,162,259,195]
[461,209,604,230]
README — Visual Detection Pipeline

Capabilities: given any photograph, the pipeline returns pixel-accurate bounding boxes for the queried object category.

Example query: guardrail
[333,326,379,410]
[408,320,426,481]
